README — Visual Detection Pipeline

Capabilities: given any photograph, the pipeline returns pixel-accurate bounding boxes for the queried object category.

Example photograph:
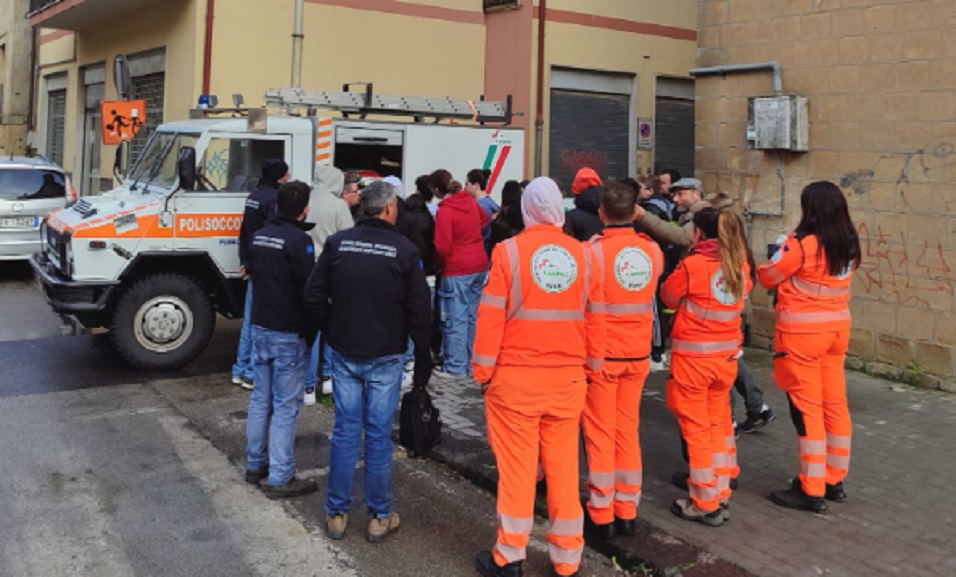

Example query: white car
[0,156,75,260]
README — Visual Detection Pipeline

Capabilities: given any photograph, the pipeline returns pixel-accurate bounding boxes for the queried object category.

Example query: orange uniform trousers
[774,330,852,497]
[485,365,586,577]
[666,353,739,512]
[582,359,649,524]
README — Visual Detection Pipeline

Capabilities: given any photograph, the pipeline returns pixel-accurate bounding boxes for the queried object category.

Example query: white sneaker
[649,359,666,373]
[231,375,242,386]
[304,387,316,405]
[321,377,333,396]
[240,377,255,391]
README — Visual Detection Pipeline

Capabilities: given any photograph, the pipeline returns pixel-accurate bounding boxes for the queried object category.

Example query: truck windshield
[127,132,199,192]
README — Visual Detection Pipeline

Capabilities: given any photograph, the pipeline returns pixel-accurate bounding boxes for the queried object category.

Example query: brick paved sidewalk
[425,349,956,577]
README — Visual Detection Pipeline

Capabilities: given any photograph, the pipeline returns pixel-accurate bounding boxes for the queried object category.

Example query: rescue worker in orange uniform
[661,207,752,527]
[582,182,663,540]
[757,181,860,513]
[472,177,606,577]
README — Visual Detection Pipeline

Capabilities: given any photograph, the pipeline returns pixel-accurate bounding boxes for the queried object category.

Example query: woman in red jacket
[431,170,490,378]
[757,181,860,513]
[661,207,752,527]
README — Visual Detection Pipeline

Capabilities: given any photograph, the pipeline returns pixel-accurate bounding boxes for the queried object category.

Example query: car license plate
[0,216,39,228]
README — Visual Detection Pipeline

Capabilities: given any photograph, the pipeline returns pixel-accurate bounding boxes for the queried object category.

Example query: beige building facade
[0,0,34,155]
[29,0,697,195]
[697,0,956,385]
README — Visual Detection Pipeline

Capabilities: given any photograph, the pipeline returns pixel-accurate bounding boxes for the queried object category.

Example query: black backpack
[399,385,442,457]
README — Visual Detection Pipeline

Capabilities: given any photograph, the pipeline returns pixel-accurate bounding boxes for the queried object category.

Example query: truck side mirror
[113,141,129,182]
[178,147,197,190]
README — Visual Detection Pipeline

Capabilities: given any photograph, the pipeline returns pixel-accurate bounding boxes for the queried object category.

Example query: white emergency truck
[31,87,524,370]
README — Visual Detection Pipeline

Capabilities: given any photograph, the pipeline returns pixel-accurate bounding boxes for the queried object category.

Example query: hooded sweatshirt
[434,191,489,276]
[307,165,354,258]
[564,186,604,241]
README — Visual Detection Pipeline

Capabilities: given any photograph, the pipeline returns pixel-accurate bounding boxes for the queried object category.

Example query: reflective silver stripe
[615,469,642,485]
[480,293,507,309]
[725,435,737,449]
[671,339,740,354]
[800,460,826,478]
[549,515,583,536]
[513,309,584,321]
[588,471,614,488]
[791,276,850,297]
[827,433,852,450]
[588,491,614,508]
[716,476,731,492]
[581,243,592,311]
[605,302,653,316]
[684,301,741,322]
[494,542,526,563]
[472,353,497,367]
[827,454,851,470]
[548,544,584,565]
[504,238,521,319]
[689,483,720,503]
[763,265,787,284]
[689,467,713,484]
[615,490,641,504]
[586,301,605,313]
[659,285,680,307]
[799,438,827,455]
[498,513,534,535]
[779,309,851,324]
[586,357,603,371]
[712,452,726,470]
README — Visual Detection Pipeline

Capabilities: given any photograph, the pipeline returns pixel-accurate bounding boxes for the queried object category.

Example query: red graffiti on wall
[856,222,956,309]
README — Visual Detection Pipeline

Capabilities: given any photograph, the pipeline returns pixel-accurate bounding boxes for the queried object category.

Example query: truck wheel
[109,273,216,370]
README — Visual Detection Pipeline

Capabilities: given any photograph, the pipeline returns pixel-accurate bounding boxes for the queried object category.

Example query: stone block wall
[697,0,956,385]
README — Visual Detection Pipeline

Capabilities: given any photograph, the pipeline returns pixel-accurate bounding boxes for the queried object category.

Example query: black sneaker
[615,516,636,536]
[475,550,523,577]
[739,406,777,433]
[672,471,737,491]
[261,477,318,500]
[770,485,828,513]
[244,467,268,485]
[790,477,847,503]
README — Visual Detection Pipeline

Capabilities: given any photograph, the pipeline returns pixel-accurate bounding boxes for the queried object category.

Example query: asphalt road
[0,262,621,577]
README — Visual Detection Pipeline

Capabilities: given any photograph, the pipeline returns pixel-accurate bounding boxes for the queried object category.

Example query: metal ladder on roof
[264,83,514,125]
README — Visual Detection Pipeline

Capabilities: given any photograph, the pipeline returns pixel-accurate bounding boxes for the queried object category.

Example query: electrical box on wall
[747,95,809,152]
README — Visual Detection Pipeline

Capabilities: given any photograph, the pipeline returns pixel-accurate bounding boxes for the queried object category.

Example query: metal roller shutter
[45,89,67,167]
[129,72,166,163]
[655,96,695,176]
[549,89,630,189]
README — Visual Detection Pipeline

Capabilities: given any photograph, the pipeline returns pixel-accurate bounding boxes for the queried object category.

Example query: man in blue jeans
[233,159,290,389]
[245,180,319,499]
[305,179,432,543]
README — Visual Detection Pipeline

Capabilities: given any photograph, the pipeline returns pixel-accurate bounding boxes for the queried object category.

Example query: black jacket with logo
[305,218,432,388]
[247,216,317,343]
[239,180,280,267]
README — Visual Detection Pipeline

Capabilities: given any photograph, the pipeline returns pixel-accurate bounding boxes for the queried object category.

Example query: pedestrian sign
[101,100,146,145]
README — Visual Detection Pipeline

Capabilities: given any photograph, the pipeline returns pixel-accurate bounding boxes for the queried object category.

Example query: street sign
[101,100,146,145]
[638,118,653,150]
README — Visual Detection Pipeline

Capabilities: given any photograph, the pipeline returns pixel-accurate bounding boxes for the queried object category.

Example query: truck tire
[109,273,216,371]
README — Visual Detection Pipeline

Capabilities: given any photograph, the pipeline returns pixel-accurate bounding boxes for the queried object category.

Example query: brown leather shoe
[368,512,401,543]
[326,513,348,540]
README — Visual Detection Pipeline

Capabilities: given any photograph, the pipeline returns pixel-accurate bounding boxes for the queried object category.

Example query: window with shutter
[46,89,67,167]
[129,72,166,164]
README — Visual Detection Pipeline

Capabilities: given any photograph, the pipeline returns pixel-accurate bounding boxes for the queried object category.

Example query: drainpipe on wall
[533,0,546,176]
[291,0,305,88]
[26,26,39,156]
[202,0,215,95]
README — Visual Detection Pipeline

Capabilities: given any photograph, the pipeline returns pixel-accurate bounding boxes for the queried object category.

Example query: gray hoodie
[307,165,354,258]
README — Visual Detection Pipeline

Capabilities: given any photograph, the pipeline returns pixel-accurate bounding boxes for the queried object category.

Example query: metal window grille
[484,0,520,12]
[46,89,67,166]
[129,72,166,163]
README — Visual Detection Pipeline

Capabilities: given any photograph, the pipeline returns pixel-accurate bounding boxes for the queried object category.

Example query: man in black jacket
[563,167,605,241]
[232,159,290,390]
[305,179,432,544]
[245,180,318,500]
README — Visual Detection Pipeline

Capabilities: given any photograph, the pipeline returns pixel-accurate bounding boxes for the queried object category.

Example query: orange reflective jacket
[660,244,752,357]
[588,226,663,360]
[471,224,606,383]
[757,233,854,333]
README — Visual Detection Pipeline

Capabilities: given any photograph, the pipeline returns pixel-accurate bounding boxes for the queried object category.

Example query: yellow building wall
[35,0,199,179]
[548,0,697,30]
[208,0,486,111]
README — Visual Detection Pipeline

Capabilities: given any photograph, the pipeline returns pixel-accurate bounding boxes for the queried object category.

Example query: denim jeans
[305,331,334,389]
[440,272,486,377]
[730,358,765,418]
[246,326,307,486]
[326,348,404,518]
[231,281,255,381]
